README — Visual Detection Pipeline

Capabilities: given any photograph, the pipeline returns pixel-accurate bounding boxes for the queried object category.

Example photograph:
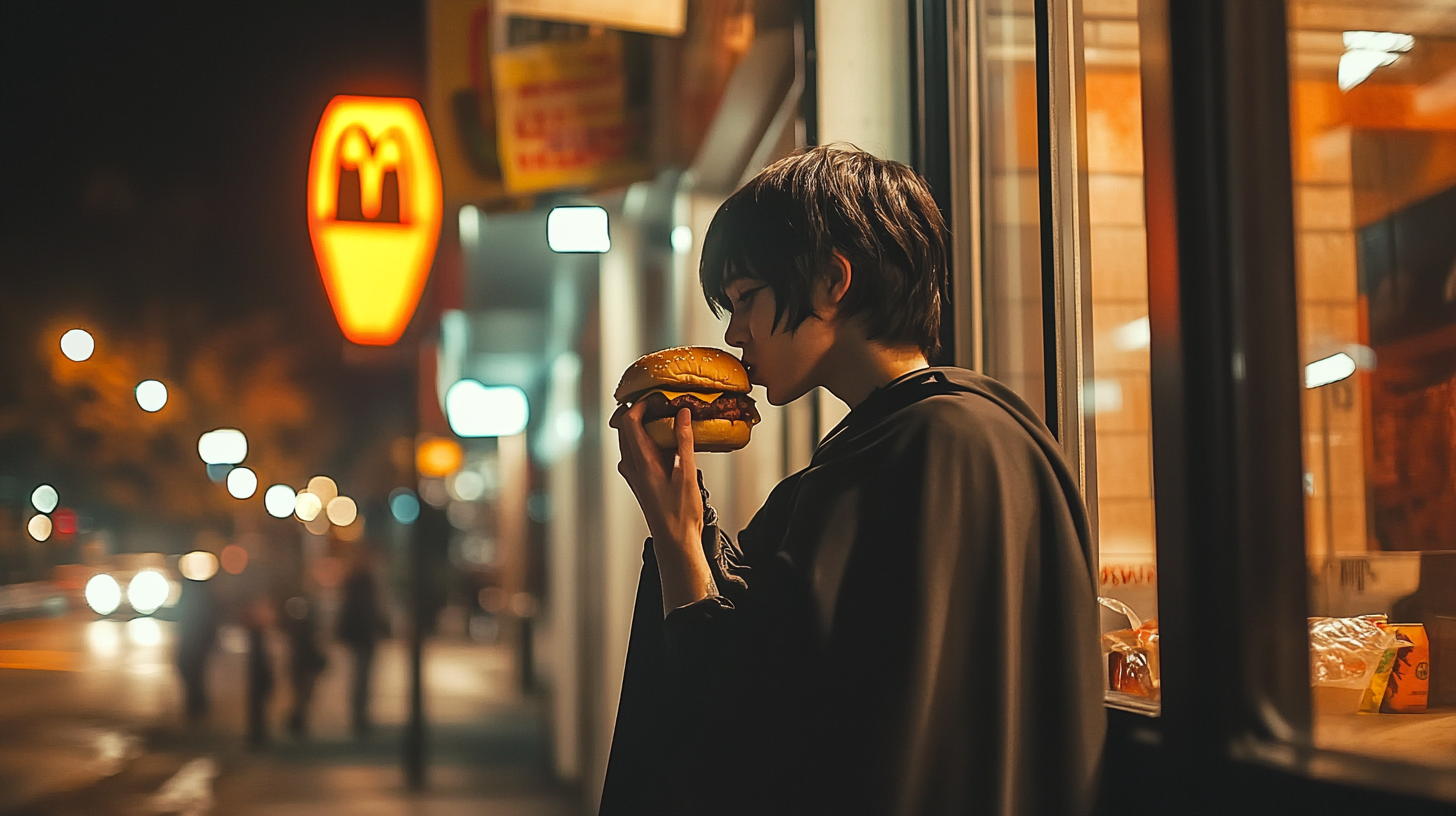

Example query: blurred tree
[0,314,339,525]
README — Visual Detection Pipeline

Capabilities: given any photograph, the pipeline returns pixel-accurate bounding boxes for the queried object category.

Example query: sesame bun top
[613,346,750,403]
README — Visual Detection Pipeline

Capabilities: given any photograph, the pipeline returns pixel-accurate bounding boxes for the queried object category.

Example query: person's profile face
[723,277,834,406]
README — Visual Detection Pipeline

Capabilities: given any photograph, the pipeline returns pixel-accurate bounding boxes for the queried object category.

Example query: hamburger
[614,347,760,452]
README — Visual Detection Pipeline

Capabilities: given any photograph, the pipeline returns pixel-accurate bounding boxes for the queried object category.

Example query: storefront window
[1288,0,1456,771]
[1082,0,1158,708]
[977,0,1160,707]
[980,0,1045,418]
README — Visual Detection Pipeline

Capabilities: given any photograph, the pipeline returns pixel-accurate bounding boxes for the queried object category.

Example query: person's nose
[724,309,749,350]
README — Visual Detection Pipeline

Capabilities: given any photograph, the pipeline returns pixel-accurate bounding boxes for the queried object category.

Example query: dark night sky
[0,1,430,524]
[2,0,424,328]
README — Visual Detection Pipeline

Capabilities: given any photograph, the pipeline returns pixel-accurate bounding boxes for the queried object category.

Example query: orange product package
[1104,617,1160,700]
[1380,624,1429,714]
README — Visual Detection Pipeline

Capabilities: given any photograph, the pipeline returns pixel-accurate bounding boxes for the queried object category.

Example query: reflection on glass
[980,0,1045,418]
[1289,0,1456,771]
[1082,0,1159,705]
[978,0,1161,706]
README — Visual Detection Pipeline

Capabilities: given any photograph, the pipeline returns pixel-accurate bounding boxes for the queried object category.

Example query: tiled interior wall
[1291,120,1369,562]
[1084,3,1157,617]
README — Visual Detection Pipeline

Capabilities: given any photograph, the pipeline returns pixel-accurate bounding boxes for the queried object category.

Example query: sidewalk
[11,621,580,816]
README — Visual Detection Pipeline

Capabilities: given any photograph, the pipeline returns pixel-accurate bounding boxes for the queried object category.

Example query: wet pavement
[0,612,578,816]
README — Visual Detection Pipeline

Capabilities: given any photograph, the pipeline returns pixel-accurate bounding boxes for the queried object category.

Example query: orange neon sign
[307,96,442,346]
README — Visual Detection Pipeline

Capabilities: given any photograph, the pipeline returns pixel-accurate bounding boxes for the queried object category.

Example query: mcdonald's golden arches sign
[307,96,443,346]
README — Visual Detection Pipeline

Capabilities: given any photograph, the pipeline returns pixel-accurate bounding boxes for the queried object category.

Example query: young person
[603,146,1104,816]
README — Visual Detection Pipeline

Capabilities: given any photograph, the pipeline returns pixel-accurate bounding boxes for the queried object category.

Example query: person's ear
[812,252,853,317]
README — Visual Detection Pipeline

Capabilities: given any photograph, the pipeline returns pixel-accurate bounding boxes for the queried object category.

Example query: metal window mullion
[1035,0,1099,523]
[947,0,982,372]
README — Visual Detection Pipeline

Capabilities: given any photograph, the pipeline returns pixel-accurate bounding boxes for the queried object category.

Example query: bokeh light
[449,470,486,502]
[225,467,258,499]
[304,515,331,536]
[334,517,365,541]
[294,491,323,522]
[325,495,358,526]
[263,485,297,518]
[416,437,462,477]
[127,616,162,646]
[27,514,52,542]
[306,476,338,503]
[31,485,58,513]
[85,573,122,615]
[671,224,693,252]
[178,551,219,581]
[389,488,420,524]
[197,429,248,465]
[127,570,169,615]
[60,328,94,362]
[445,380,529,437]
[134,380,168,412]
[219,544,248,575]
[546,205,611,253]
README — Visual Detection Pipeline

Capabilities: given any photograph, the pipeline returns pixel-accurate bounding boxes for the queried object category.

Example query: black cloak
[600,367,1105,816]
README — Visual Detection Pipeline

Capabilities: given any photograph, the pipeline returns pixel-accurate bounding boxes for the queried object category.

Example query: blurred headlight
[127,570,169,615]
[85,573,122,616]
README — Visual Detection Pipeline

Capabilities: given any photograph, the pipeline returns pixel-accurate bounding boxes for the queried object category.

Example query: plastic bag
[1309,616,1395,687]
[1309,616,1396,714]
[1100,597,1159,700]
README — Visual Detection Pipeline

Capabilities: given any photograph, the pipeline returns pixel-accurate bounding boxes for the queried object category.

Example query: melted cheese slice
[644,388,723,403]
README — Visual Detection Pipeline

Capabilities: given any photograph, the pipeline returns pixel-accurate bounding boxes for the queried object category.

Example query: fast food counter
[1316,707,1456,773]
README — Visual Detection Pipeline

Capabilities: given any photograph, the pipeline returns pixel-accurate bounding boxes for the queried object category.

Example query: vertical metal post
[405,510,426,790]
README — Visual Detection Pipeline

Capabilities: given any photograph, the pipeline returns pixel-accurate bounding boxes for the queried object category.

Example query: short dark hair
[699,145,947,357]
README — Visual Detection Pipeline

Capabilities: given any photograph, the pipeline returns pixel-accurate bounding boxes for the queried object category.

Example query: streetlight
[31,485,58,514]
[198,429,247,465]
[264,485,297,518]
[135,380,168,412]
[60,329,94,362]
[226,467,258,499]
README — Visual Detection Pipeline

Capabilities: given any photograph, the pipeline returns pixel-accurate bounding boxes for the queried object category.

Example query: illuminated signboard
[307,96,443,346]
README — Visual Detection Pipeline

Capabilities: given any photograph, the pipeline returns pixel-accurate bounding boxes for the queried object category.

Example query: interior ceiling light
[1340,31,1414,92]
[1305,352,1357,389]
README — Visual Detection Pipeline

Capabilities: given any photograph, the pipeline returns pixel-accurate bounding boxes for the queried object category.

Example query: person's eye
[734,285,766,308]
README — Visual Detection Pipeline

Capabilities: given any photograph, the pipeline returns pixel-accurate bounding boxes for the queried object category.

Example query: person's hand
[611,403,704,549]
[611,403,714,612]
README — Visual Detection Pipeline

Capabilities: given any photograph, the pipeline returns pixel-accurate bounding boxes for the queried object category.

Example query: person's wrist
[651,522,702,555]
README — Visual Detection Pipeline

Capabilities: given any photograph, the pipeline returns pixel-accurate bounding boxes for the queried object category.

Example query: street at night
[0,610,570,815]
[7,0,1456,814]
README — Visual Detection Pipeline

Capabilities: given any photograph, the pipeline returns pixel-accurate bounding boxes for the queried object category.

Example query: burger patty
[638,391,760,425]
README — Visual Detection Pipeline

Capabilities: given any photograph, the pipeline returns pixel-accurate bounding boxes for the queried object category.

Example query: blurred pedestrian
[243,597,276,749]
[337,546,388,737]
[281,594,327,738]
[174,576,219,722]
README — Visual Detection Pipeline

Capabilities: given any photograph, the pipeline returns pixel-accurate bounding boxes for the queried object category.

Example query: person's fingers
[609,402,631,430]
[674,407,696,479]
[621,402,666,480]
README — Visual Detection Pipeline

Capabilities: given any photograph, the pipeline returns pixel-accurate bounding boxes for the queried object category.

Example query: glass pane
[977,0,1160,707]
[1289,0,1456,770]
[979,0,1046,419]
[1082,0,1159,706]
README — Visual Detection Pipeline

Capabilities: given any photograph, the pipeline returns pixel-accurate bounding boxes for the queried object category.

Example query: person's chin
[764,380,811,406]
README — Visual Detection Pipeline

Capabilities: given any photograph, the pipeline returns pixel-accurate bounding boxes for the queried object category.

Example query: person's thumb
[674,407,696,474]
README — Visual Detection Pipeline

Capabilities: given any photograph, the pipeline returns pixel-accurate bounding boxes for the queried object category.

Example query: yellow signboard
[496,0,686,36]
[492,34,632,194]
[307,96,442,346]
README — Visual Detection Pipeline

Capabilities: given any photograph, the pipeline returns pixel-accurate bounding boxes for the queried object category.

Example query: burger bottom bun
[644,417,752,452]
